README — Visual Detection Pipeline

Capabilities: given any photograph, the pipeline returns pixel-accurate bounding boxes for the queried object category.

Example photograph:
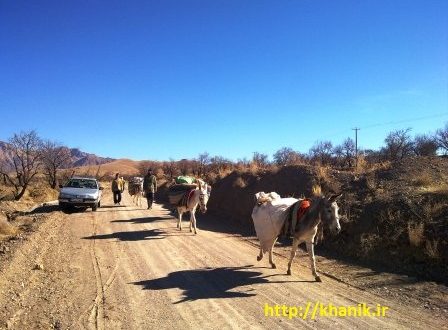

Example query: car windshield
[66,179,97,189]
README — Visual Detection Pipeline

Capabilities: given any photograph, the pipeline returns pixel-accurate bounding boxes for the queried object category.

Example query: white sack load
[251,192,298,253]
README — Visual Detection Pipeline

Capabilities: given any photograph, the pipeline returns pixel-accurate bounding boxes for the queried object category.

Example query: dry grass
[408,222,425,247]
[28,185,59,203]
[0,218,18,238]
[311,184,322,196]
[315,165,330,184]
[233,177,247,188]
[425,239,440,259]
[412,171,433,187]
[355,155,369,174]
[421,201,446,219]
[356,157,391,174]
[218,168,233,179]
[424,183,448,195]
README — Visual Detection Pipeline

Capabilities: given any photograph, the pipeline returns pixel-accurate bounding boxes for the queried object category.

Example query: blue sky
[1,0,447,161]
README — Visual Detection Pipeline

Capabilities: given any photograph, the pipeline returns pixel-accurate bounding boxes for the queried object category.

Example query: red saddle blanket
[297,199,311,221]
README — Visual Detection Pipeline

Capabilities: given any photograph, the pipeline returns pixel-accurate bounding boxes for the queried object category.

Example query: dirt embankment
[207,157,448,284]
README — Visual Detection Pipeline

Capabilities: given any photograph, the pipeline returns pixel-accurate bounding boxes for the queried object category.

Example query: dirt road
[0,193,447,329]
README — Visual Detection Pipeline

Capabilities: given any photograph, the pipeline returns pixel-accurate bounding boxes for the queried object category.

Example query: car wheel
[60,203,69,212]
[92,203,98,211]
[98,201,101,208]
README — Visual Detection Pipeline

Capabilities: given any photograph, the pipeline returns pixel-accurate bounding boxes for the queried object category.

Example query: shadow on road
[99,205,127,209]
[82,228,170,241]
[111,216,172,224]
[131,265,305,303]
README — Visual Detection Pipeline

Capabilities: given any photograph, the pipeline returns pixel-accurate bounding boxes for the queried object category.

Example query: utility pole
[352,127,360,169]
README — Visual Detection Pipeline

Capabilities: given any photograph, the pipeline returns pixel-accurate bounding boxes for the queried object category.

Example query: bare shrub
[382,128,414,161]
[435,122,448,154]
[359,233,381,257]
[413,134,438,156]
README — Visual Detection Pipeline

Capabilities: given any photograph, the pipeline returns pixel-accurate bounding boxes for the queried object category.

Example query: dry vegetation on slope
[206,156,448,284]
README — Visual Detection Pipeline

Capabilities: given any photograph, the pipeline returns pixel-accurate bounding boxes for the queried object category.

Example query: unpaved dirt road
[0,192,447,329]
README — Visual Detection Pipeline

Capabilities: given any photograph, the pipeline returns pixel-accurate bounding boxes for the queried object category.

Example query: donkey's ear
[328,193,343,202]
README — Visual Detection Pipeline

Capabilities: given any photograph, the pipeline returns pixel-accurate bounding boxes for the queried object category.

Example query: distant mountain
[68,148,115,167]
[0,141,115,169]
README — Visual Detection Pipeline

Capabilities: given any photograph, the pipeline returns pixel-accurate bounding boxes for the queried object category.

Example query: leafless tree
[41,140,72,188]
[196,152,210,177]
[382,128,414,161]
[413,134,438,156]
[273,147,303,166]
[139,160,161,176]
[236,157,250,169]
[309,140,333,165]
[177,159,192,175]
[435,123,448,154]
[252,152,269,169]
[209,156,232,174]
[0,131,43,200]
[162,158,178,179]
[333,138,356,168]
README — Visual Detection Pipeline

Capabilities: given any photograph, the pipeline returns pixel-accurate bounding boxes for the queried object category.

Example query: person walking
[143,169,157,209]
[112,173,122,205]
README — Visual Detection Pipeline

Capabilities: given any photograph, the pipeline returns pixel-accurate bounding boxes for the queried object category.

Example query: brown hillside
[71,158,143,177]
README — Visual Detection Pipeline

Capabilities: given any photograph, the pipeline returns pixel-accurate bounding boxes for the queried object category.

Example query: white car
[58,177,103,211]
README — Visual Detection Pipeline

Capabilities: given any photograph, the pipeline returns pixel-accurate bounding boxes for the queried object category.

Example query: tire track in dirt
[86,210,106,330]
[1,193,447,329]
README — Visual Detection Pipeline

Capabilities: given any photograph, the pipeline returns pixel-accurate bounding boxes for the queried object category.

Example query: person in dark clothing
[143,169,157,209]
[111,173,122,205]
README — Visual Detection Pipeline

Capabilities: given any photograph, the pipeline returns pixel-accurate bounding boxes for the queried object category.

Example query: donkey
[286,193,342,282]
[176,180,211,235]
[128,177,144,207]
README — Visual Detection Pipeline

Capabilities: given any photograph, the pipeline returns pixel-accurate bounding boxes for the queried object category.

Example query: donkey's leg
[306,241,321,282]
[190,208,198,235]
[269,237,278,269]
[257,247,264,261]
[178,211,183,231]
[287,238,302,275]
